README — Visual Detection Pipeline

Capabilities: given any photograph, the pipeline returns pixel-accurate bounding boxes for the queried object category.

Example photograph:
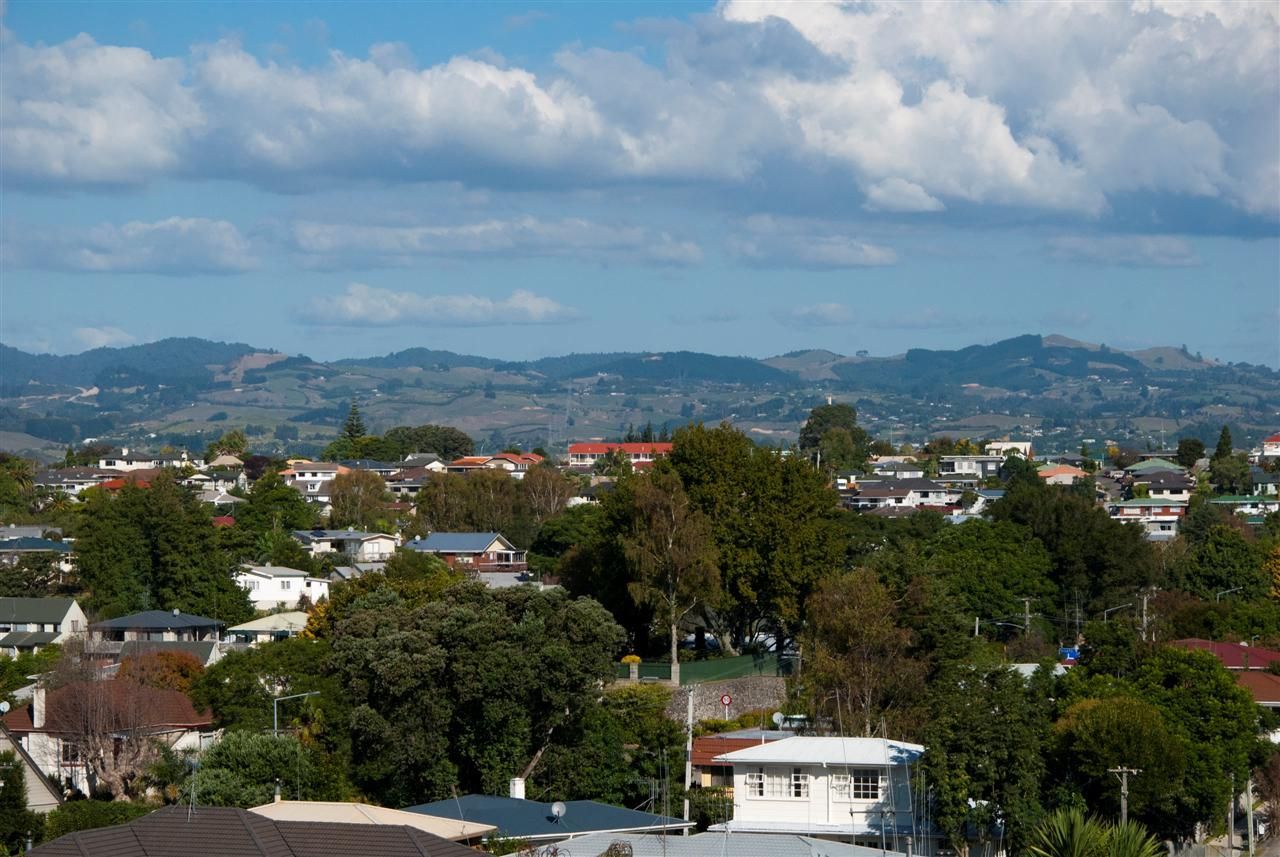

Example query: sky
[1,0,1278,366]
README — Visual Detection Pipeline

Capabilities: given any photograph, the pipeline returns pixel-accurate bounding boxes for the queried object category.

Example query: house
[870,460,925,480]
[0,723,63,813]
[1124,458,1185,476]
[402,452,447,471]
[0,598,87,656]
[1132,470,1195,502]
[404,532,527,572]
[1235,672,1280,741]
[0,537,74,576]
[292,529,398,562]
[692,729,794,788]
[236,565,330,610]
[445,456,495,474]
[1250,467,1280,496]
[386,466,437,500]
[337,459,404,478]
[936,455,1005,484]
[281,461,348,505]
[533,832,903,857]
[249,799,494,843]
[1262,433,1280,458]
[1209,496,1280,517]
[32,467,120,497]
[3,681,215,795]
[846,478,947,511]
[96,449,190,472]
[117,639,222,668]
[226,611,310,645]
[568,442,674,470]
[0,525,62,541]
[205,453,244,469]
[1106,499,1187,540]
[406,791,693,845]
[1171,639,1280,670]
[1037,464,1088,486]
[986,440,1032,458]
[89,610,223,643]
[708,736,927,850]
[29,805,481,857]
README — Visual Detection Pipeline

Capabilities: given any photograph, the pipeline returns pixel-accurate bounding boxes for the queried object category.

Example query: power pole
[1022,598,1033,637]
[683,686,694,835]
[1247,775,1256,857]
[1108,767,1140,825]
[1140,592,1149,641]
[1228,772,1235,856]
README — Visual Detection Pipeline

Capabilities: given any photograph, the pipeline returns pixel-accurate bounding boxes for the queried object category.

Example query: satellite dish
[0,702,8,714]
[550,801,567,820]
[771,712,784,726]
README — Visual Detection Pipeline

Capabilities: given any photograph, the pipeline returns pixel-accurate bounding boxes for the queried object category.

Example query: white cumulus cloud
[1047,234,1201,267]
[2,217,256,274]
[305,284,581,326]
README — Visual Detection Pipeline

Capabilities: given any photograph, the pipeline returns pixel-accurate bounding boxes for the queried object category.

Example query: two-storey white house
[710,737,927,850]
[292,529,398,563]
[235,565,330,610]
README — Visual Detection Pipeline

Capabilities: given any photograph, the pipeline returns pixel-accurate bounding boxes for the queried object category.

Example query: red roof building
[691,731,792,788]
[568,443,673,469]
[1171,638,1280,670]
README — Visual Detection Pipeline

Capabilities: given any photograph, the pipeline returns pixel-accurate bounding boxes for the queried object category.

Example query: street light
[1216,587,1244,603]
[273,691,320,737]
[1103,603,1133,623]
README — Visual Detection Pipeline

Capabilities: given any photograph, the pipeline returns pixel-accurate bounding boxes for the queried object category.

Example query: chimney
[121,447,129,457]
[274,781,282,803]
[32,686,45,730]
[509,777,526,800]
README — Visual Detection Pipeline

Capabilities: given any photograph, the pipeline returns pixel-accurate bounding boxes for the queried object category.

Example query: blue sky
[2,0,1277,365]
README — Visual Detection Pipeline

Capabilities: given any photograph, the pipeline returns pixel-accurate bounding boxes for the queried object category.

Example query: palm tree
[1028,808,1162,857]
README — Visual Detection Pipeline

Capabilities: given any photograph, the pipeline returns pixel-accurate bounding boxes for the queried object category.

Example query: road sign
[720,693,732,706]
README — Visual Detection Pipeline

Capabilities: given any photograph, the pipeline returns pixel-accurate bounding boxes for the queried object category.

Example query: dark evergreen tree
[342,401,366,441]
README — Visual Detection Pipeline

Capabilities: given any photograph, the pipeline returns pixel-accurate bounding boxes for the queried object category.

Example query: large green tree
[920,520,1056,631]
[330,585,624,806]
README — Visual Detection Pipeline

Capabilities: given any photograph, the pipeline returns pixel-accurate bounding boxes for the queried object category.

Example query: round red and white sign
[720,693,732,706]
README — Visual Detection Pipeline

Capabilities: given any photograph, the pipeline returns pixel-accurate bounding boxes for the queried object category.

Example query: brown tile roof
[30,806,480,857]
[3,681,212,735]
[692,735,767,767]
[1171,639,1280,670]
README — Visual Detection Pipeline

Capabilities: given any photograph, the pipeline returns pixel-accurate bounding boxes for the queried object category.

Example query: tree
[1210,453,1253,495]
[117,650,205,694]
[330,586,624,806]
[920,520,1056,628]
[1050,696,1185,832]
[926,663,1047,856]
[621,470,720,678]
[180,731,343,806]
[1176,438,1205,469]
[232,469,316,535]
[1267,544,1280,600]
[798,403,858,451]
[1171,524,1266,600]
[0,751,38,853]
[804,570,927,738]
[205,429,247,461]
[593,448,632,477]
[328,469,389,531]
[383,424,474,460]
[341,401,366,441]
[1213,425,1234,461]
[521,464,576,526]
[42,801,151,841]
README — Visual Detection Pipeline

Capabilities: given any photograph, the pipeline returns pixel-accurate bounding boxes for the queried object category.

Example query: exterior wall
[728,763,914,834]
[236,572,330,610]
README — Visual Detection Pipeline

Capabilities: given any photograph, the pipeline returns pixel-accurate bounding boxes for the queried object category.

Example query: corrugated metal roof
[405,795,691,841]
[409,532,512,553]
[249,800,494,841]
[536,832,905,857]
[714,736,923,766]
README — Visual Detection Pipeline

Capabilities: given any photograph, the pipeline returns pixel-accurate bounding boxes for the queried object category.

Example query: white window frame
[745,771,765,798]
[834,769,882,801]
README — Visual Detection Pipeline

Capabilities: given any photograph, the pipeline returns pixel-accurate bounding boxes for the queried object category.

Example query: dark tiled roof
[119,640,218,664]
[30,805,478,856]
[405,795,691,840]
[91,610,222,631]
[0,631,60,648]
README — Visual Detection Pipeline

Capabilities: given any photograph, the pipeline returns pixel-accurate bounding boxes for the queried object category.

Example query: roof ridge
[235,806,292,857]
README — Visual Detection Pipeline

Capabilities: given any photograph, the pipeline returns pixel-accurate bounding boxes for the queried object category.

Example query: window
[763,768,808,798]
[745,771,765,798]
[791,769,810,798]
[281,580,291,590]
[60,741,80,763]
[833,770,882,801]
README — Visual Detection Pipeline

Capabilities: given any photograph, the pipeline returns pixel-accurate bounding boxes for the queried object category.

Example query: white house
[936,455,1005,483]
[96,448,190,472]
[985,441,1032,458]
[32,467,121,497]
[846,479,947,511]
[236,565,330,610]
[1106,499,1187,540]
[1262,433,1280,458]
[292,529,398,562]
[710,736,927,851]
[282,461,346,505]
[3,681,214,796]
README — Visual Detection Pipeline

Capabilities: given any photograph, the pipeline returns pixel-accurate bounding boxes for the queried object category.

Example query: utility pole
[1108,767,1140,825]
[1022,598,1033,637]
[1228,772,1235,856]
[1140,592,1149,641]
[683,686,694,835]
[1247,775,1256,857]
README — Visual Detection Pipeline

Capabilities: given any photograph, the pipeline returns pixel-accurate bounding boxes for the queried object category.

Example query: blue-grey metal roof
[540,832,905,857]
[0,538,71,554]
[90,610,223,631]
[404,795,691,841]
[406,532,510,553]
[0,598,78,624]
[292,529,390,542]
